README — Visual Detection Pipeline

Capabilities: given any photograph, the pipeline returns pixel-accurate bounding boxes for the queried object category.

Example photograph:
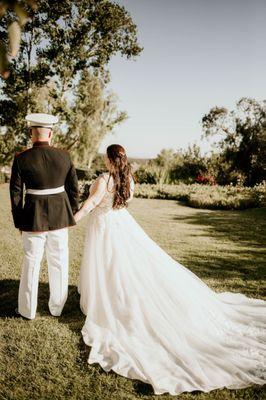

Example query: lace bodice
[90,173,116,215]
[75,172,134,221]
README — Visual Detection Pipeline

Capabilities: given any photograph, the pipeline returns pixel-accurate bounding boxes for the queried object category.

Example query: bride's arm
[128,177,135,203]
[74,176,106,222]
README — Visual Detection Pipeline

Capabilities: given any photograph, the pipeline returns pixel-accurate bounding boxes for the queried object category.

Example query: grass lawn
[0,183,265,400]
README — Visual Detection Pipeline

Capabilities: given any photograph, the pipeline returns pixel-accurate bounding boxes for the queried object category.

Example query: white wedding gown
[78,173,266,395]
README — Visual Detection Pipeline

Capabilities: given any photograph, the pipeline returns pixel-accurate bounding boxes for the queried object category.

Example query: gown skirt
[78,207,266,395]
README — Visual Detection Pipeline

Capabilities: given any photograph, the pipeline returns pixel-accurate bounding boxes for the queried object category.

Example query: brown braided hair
[106,144,135,209]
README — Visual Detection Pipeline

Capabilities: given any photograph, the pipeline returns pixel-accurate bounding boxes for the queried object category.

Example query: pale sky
[100,0,266,158]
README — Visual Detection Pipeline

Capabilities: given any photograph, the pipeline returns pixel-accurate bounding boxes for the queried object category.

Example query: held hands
[74,206,91,223]
[73,175,107,224]
[74,212,81,223]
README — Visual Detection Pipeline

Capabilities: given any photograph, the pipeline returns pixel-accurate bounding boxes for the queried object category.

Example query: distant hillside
[128,157,150,164]
[98,153,150,165]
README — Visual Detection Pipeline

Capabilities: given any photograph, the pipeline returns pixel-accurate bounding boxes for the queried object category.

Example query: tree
[55,70,127,169]
[168,144,207,184]
[135,145,208,185]
[0,0,142,164]
[0,0,37,79]
[202,98,266,185]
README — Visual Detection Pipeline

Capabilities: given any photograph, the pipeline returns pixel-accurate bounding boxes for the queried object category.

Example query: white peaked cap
[25,113,59,128]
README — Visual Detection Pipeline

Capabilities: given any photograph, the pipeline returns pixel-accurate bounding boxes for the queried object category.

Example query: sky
[99,0,266,158]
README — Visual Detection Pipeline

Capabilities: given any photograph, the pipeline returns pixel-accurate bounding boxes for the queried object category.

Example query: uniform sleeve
[65,158,79,214]
[9,156,24,228]
[74,176,106,222]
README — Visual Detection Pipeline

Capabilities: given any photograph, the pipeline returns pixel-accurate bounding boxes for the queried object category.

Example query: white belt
[26,186,65,195]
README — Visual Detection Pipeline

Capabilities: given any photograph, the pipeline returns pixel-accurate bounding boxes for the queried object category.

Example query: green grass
[0,183,265,400]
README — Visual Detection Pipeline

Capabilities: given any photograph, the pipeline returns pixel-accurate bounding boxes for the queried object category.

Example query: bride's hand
[74,212,81,223]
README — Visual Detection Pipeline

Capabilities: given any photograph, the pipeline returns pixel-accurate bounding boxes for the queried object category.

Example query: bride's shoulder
[98,172,111,182]
[98,172,115,192]
[96,172,114,187]
[90,173,109,193]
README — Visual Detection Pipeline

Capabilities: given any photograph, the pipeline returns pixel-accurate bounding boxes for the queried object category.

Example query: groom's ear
[49,130,53,139]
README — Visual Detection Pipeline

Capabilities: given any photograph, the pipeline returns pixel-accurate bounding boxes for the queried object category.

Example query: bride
[74,144,266,395]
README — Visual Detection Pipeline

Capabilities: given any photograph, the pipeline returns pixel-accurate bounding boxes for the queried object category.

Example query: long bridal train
[78,173,266,395]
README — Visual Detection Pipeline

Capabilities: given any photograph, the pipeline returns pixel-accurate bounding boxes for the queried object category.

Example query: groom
[9,113,79,319]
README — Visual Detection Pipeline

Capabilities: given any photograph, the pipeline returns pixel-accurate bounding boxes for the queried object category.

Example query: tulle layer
[79,208,266,395]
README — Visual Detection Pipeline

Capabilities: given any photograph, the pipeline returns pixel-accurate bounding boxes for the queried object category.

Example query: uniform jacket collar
[33,141,50,147]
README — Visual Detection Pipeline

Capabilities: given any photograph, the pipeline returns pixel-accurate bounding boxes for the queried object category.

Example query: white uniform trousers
[18,228,69,319]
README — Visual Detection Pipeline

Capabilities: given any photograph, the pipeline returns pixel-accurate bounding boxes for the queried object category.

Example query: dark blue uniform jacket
[10,141,79,231]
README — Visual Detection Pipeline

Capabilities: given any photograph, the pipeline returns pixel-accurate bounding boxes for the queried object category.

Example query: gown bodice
[90,173,115,216]
[89,172,134,217]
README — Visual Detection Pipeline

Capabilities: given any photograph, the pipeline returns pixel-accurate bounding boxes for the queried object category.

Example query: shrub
[134,183,191,201]
[78,177,266,210]
[195,174,216,185]
[134,145,208,185]
[0,171,8,184]
[134,182,266,210]
[134,165,157,184]
[79,180,93,203]
[135,163,173,185]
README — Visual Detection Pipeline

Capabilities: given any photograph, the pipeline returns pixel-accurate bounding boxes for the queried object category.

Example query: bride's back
[90,172,134,215]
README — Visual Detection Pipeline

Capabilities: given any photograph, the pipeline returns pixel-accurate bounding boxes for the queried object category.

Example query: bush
[0,171,8,184]
[195,174,216,185]
[135,164,172,185]
[134,182,266,210]
[134,165,157,184]
[134,145,208,185]
[77,177,266,210]
[78,180,93,203]
[134,183,191,201]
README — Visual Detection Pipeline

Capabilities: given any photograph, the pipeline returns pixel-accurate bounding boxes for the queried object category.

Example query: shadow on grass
[174,206,266,247]
[179,249,265,285]
[0,279,82,319]
[0,279,157,395]
[0,278,94,367]
[0,278,94,363]
[173,207,266,291]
